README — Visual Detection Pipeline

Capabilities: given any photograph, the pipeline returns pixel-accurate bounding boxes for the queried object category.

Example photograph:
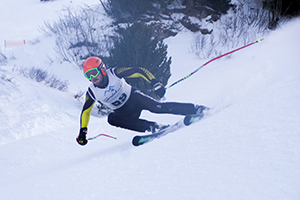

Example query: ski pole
[88,133,118,141]
[165,39,263,90]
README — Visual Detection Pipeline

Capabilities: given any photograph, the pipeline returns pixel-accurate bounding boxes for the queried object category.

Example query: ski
[132,113,204,146]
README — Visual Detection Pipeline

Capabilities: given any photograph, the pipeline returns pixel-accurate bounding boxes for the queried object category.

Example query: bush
[0,49,7,65]
[0,74,13,83]
[192,1,269,59]
[13,67,69,92]
[74,90,85,100]
[40,5,114,66]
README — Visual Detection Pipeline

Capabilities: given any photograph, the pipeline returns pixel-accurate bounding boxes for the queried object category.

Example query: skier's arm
[114,67,156,84]
[77,91,95,146]
[114,67,165,99]
[80,92,95,128]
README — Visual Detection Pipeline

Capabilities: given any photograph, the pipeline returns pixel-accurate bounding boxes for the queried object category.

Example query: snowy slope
[1,1,300,200]
[0,0,99,50]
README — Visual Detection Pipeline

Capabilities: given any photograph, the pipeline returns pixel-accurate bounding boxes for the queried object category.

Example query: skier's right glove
[151,81,166,100]
[76,128,88,146]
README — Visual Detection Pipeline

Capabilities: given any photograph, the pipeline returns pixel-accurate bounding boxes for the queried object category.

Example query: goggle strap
[85,68,100,80]
[98,62,107,76]
[98,61,103,69]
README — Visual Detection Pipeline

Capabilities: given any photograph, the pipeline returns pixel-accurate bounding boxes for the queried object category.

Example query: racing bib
[88,69,132,110]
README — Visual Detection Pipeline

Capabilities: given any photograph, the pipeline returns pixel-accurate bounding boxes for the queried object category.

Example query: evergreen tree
[204,0,232,14]
[100,0,158,23]
[107,23,171,97]
[182,0,232,14]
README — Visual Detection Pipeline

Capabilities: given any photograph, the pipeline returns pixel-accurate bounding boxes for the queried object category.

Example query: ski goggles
[84,67,101,80]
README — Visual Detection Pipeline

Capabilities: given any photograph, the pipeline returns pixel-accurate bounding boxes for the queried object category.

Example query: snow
[1,1,300,200]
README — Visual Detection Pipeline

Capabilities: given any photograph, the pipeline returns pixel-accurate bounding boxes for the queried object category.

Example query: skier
[76,56,208,145]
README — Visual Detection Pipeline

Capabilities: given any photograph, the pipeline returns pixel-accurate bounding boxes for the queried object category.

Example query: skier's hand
[76,128,88,146]
[152,82,166,100]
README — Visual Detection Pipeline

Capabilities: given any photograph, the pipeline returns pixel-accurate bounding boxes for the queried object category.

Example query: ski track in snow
[1,1,300,200]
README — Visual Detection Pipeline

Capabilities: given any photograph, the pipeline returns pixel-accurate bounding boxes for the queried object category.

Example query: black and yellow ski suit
[80,67,198,133]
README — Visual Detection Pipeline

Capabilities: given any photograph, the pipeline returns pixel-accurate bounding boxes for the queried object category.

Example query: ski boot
[195,105,210,115]
[148,122,170,134]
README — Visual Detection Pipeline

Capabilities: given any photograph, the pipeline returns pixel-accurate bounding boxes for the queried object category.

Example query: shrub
[0,49,7,65]
[40,5,114,66]
[192,1,269,59]
[13,67,69,92]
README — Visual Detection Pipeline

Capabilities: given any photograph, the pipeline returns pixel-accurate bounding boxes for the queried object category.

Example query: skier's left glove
[152,81,166,100]
[76,128,88,146]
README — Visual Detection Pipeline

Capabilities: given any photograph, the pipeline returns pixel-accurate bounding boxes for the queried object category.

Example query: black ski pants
[107,88,197,132]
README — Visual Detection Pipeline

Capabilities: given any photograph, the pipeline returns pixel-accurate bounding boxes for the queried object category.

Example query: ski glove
[76,128,88,146]
[152,82,166,100]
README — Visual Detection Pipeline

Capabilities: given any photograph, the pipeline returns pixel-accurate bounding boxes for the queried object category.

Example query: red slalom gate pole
[165,39,264,90]
[88,133,118,141]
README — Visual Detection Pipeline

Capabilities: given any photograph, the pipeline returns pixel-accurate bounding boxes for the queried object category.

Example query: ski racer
[76,56,208,145]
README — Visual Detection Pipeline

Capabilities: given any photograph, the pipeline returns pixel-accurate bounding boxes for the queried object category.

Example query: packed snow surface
[0,0,300,199]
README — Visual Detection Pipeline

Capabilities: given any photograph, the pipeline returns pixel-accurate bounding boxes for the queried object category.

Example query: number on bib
[111,93,127,107]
